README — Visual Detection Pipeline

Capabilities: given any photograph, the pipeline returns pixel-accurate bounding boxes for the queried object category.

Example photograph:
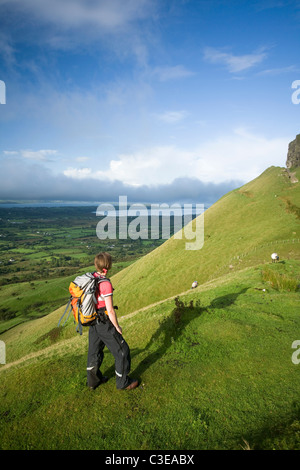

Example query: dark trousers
[87,317,131,390]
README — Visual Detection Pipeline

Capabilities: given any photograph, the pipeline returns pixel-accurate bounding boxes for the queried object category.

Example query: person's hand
[116,325,122,335]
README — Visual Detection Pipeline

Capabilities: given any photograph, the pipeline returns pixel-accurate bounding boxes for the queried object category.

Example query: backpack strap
[76,302,83,335]
[57,297,72,328]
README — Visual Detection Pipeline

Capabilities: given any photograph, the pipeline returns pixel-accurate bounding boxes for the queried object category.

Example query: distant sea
[0,202,210,214]
[0,202,99,208]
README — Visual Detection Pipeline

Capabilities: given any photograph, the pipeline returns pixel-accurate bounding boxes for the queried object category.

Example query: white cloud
[3,150,19,156]
[75,156,90,163]
[64,149,163,186]
[253,0,295,11]
[156,110,189,123]
[256,65,298,76]
[63,129,288,186]
[191,128,288,182]
[151,65,195,81]
[0,0,156,30]
[21,149,58,161]
[0,154,240,204]
[3,149,58,161]
[64,167,92,179]
[204,46,268,73]
[0,0,159,66]
[0,32,16,65]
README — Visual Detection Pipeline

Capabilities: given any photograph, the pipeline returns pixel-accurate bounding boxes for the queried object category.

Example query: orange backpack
[58,272,110,334]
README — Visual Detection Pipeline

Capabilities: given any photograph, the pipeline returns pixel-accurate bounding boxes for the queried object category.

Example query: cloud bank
[0,155,241,205]
[0,128,288,204]
[62,129,288,186]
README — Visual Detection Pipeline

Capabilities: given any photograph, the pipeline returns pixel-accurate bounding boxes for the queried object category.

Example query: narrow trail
[0,289,193,372]
[0,266,252,372]
[0,336,80,372]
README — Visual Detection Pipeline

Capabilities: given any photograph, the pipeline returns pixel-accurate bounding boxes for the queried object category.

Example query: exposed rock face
[286,134,300,169]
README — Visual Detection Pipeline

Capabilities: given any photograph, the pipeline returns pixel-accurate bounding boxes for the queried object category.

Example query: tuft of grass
[33,326,63,346]
[262,268,299,292]
[284,198,300,220]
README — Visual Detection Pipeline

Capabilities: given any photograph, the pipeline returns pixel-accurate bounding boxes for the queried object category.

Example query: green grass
[112,166,300,315]
[0,263,300,450]
[262,263,300,292]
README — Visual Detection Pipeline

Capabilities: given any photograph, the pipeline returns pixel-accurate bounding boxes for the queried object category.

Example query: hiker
[86,252,138,391]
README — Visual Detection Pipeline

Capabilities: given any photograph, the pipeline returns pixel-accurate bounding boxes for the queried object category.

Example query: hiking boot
[88,376,108,390]
[124,379,139,391]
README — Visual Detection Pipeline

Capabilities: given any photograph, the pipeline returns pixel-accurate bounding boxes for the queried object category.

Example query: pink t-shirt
[93,272,113,309]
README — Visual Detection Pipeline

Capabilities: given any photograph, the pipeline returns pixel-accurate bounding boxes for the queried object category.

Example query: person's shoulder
[99,277,114,292]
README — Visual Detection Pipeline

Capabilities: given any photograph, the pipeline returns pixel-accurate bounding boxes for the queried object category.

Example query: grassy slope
[0,262,300,450]
[1,166,300,450]
[112,166,300,316]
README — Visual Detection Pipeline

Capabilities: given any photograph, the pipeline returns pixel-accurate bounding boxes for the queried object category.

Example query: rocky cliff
[286,134,300,168]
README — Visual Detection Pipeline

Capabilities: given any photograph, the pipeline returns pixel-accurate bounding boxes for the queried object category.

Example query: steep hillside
[1,262,300,450]
[112,166,300,315]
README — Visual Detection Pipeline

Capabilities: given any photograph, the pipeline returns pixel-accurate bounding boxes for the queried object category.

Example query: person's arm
[104,294,122,335]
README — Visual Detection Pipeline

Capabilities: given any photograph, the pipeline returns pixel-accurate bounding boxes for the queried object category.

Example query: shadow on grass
[207,287,248,310]
[122,287,249,383]
[242,405,300,450]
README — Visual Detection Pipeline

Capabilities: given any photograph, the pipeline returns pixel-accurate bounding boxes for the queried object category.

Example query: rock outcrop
[286,134,300,169]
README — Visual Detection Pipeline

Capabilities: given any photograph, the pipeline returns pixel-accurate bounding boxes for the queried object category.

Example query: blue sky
[0,0,299,203]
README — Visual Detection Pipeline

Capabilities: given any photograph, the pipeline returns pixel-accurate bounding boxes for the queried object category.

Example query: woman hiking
[86,252,138,391]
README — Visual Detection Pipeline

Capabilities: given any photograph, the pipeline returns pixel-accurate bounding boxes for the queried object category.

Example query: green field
[0,205,167,289]
[0,165,299,450]
[0,205,170,332]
